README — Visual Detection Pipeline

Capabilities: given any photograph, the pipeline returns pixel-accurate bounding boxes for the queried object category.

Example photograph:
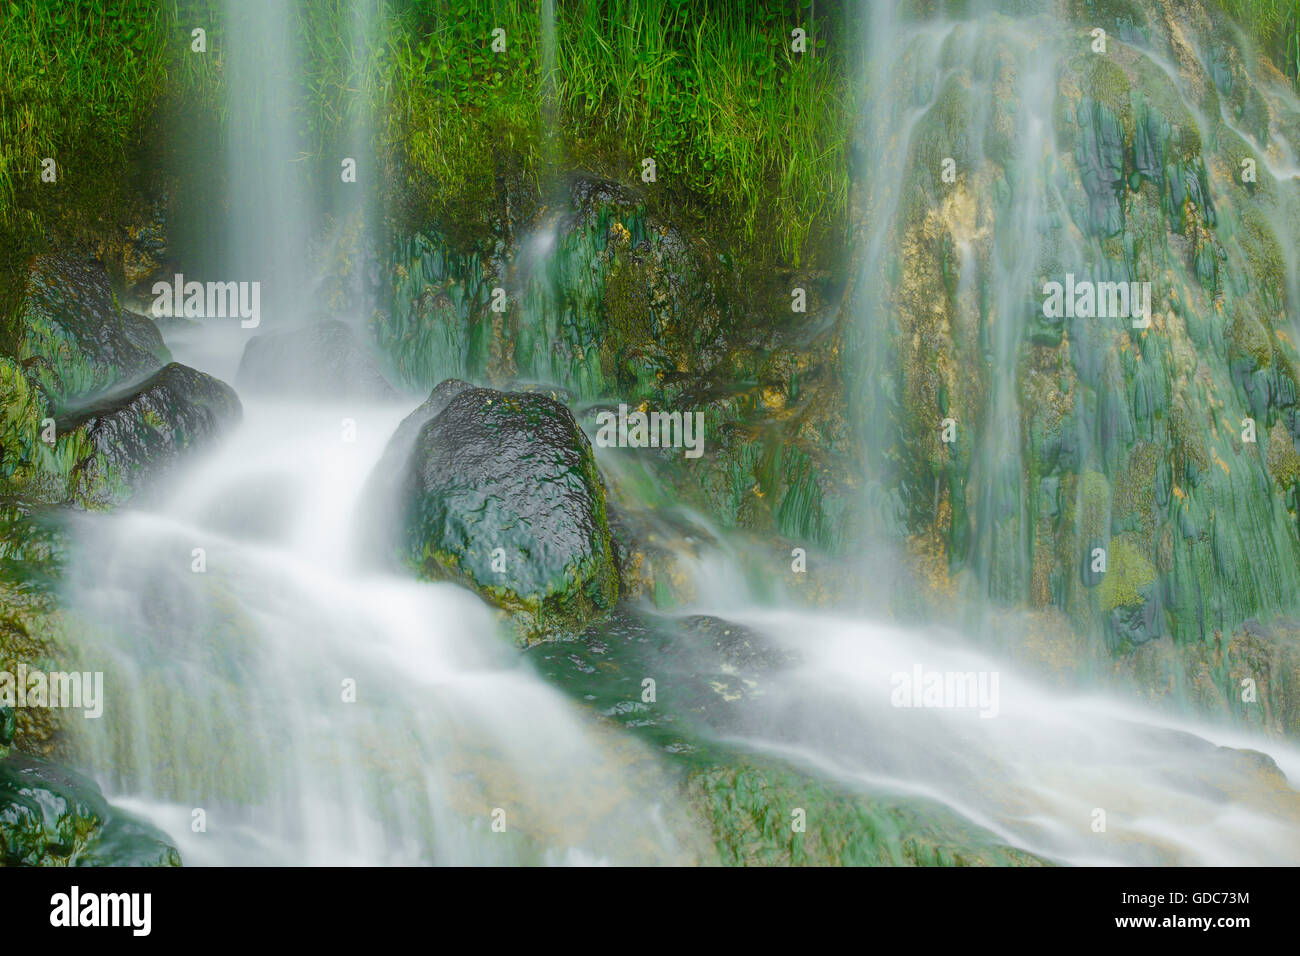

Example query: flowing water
[61,395,703,865]
[670,601,1300,865]
[44,0,1300,865]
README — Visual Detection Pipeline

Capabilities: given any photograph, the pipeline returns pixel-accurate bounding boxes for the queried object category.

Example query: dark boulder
[58,362,242,507]
[355,379,474,560]
[384,378,474,466]
[236,319,396,400]
[397,382,618,638]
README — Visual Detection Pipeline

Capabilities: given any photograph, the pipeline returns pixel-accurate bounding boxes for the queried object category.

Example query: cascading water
[657,596,1300,865]
[734,0,1300,864]
[849,8,1090,606]
[59,397,704,864]
[30,0,1300,868]
[46,0,705,866]
[223,0,311,319]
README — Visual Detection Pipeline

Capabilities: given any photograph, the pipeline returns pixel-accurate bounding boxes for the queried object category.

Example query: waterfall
[59,397,704,865]
[848,1,1300,644]
[223,0,311,322]
[665,598,1300,865]
[49,0,704,866]
[30,0,1300,868]
[661,0,1300,865]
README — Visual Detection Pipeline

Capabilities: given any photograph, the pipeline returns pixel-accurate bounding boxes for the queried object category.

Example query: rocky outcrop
[0,745,180,866]
[2,255,241,509]
[394,381,618,639]
[375,174,853,556]
[57,362,242,507]
[16,253,169,408]
[845,1,1300,661]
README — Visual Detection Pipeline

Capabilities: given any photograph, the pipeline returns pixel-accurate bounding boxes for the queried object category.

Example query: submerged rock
[397,381,618,639]
[688,758,1052,867]
[237,319,396,399]
[58,362,242,507]
[675,614,802,673]
[0,751,180,866]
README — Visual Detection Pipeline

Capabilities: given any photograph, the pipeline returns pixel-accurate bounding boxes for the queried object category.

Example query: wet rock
[688,758,1052,867]
[0,752,180,866]
[674,615,801,672]
[58,363,242,507]
[399,383,618,638]
[356,379,475,560]
[1075,98,1126,237]
[385,378,474,464]
[377,169,849,553]
[16,254,169,407]
[236,319,396,399]
[120,198,169,291]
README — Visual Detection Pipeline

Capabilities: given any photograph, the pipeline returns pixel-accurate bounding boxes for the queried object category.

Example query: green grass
[0,1,165,224]
[1216,0,1300,83]
[2,0,1289,317]
[0,0,225,344]
[389,0,851,266]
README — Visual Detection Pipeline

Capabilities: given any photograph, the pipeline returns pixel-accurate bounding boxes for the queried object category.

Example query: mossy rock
[399,383,618,640]
[1267,420,1300,488]
[0,752,180,866]
[56,362,242,508]
[16,254,169,409]
[688,758,1051,867]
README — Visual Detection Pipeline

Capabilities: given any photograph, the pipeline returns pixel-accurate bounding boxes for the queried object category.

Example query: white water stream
[47,0,1300,867]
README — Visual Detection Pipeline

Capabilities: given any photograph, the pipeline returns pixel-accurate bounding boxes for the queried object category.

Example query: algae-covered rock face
[237,318,397,400]
[377,173,854,557]
[1,253,243,509]
[0,752,180,866]
[17,253,169,408]
[848,1,1300,658]
[399,381,618,640]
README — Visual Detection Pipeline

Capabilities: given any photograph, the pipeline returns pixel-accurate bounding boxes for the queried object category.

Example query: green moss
[689,759,1051,867]
[1267,420,1300,486]
[1078,469,1111,543]
[1084,57,1134,120]
[1230,306,1273,370]
[1169,397,1211,479]
[1237,207,1287,307]
[1098,535,1157,611]
[1111,442,1158,537]
[599,256,656,391]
